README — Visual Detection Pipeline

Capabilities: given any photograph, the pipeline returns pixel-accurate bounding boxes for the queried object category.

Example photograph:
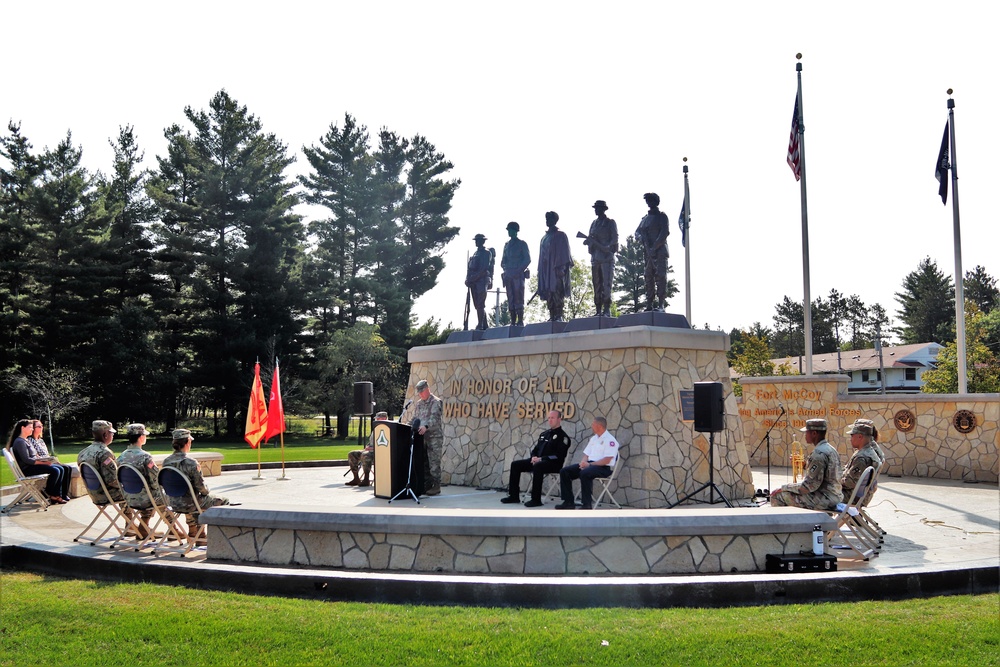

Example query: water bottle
[812,524,824,555]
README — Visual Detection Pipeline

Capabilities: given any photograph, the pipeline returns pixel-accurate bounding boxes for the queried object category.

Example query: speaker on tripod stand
[670,381,733,507]
[353,381,374,450]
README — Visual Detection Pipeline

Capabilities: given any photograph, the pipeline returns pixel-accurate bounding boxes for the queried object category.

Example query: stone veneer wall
[210,525,814,575]
[203,507,833,575]
[739,375,999,483]
[406,326,754,507]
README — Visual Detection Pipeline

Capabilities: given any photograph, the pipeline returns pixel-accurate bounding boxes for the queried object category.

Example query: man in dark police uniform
[500,410,572,507]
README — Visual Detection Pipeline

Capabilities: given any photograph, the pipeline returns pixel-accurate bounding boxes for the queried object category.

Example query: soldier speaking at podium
[408,380,443,496]
[500,410,571,507]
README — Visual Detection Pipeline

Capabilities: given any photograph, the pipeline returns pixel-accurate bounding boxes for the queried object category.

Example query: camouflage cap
[415,380,429,391]
[473,233,487,242]
[126,423,149,436]
[845,422,874,436]
[593,200,608,210]
[799,418,828,432]
[172,428,193,441]
[92,420,116,434]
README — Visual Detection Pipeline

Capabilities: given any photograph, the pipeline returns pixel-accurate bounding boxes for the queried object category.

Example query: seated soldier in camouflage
[770,418,842,510]
[77,420,136,531]
[841,420,884,504]
[117,423,183,540]
[346,412,388,487]
[162,429,230,544]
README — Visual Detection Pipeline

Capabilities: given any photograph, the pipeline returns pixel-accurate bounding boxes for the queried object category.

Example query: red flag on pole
[244,362,268,448]
[264,360,285,442]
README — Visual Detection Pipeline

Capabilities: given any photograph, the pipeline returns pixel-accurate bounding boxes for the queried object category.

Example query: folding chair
[74,461,132,547]
[156,467,206,557]
[826,466,877,560]
[849,466,885,551]
[2,448,51,514]
[117,464,187,551]
[592,455,624,509]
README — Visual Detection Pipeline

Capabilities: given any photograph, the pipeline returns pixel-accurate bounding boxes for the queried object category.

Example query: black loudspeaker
[693,381,724,433]
[353,381,373,416]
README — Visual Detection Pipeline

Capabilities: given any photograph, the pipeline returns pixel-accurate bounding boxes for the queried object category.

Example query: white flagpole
[947,91,967,394]
[795,54,814,375]
[682,159,692,324]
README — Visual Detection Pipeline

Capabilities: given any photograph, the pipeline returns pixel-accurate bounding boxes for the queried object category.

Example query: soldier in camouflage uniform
[77,420,137,532]
[841,421,883,503]
[408,379,444,496]
[117,423,182,539]
[77,420,125,505]
[162,429,230,542]
[346,412,388,487]
[771,418,842,510]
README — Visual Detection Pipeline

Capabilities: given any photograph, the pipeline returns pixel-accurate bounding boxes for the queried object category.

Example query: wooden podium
[373,421,425,499]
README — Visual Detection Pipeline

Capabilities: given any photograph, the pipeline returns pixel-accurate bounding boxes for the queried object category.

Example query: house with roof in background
[769,342,943,394]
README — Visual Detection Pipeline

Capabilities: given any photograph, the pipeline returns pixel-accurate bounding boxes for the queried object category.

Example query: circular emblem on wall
[953,410,977,434]
[893,409,916,433]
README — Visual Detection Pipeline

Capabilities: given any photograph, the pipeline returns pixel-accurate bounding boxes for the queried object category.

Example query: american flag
[787,93,801,181]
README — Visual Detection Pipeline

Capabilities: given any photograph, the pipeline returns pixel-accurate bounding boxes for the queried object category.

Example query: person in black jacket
[501,410,572,507]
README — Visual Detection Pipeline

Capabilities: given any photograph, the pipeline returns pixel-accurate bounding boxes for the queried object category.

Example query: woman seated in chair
[7,418,69,504]
[162,429,230,543]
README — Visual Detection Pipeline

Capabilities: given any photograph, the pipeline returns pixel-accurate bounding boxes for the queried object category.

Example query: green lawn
[0,573,995,666]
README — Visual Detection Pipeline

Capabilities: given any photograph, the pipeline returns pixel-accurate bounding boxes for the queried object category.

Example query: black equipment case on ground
[766,553,838,573]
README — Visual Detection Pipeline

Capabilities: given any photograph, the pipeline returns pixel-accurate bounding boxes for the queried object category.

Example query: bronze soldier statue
[583,200,618,317]
[501,222,531,326]
[537,212,573,322]
[465,233,494,330]
[635,192,670,311]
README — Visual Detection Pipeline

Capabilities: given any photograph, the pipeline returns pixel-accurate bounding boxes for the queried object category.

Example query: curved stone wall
[738,375,998,483]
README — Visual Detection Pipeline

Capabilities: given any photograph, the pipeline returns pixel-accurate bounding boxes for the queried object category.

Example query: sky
[5,1,997,339]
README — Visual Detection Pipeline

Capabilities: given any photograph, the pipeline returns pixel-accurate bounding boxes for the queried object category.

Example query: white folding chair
[826,466,877,560]
[117,464,187,551]
[592,455,624,509]
[156,467,206,557]
[74,461,132,547]
[2,448,51,514]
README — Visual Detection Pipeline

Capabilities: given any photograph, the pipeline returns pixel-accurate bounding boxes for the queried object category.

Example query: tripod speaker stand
[669,381,733,508]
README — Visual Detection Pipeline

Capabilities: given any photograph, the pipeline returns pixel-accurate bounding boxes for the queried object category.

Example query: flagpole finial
[795,53,802,60]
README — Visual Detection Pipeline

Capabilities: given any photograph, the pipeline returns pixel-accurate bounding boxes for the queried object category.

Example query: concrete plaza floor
[1,464,997,607]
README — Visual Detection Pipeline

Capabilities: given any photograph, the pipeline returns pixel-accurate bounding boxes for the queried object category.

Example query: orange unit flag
[244,362,268,448]
[264,360,285,442]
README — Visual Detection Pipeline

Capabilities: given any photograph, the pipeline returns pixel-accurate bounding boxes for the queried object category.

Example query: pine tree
[894,257,955,344]
[0,122,41,378]
[150,91,304,435]
[964,265,998,314]
[613,235,645,314]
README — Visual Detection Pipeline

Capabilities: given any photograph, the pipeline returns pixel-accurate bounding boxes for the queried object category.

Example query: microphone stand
[390,419,421,504]
[750,404,786,500]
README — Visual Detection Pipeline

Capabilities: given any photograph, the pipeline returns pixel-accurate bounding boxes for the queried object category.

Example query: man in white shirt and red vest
[556,416,618,510]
